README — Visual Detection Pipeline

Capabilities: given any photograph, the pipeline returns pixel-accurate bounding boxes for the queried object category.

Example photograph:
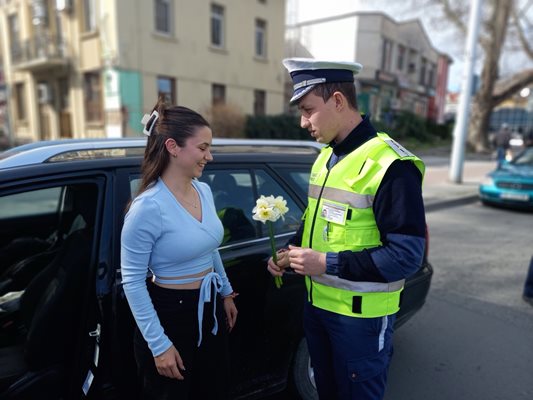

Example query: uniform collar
[329,115,377,156]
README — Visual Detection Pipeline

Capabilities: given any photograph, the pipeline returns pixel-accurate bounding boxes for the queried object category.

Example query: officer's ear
[332,91,346,112]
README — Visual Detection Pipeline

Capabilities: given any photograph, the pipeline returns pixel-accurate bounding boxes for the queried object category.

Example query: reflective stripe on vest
[313,274,404,293]
[308,184,374,209]
[302,132,424,318]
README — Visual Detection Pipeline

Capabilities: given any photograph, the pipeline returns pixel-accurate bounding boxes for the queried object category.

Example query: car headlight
[481,176,494,186]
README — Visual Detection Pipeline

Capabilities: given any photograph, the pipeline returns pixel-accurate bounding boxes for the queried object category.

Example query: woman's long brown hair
[126,99,210,212]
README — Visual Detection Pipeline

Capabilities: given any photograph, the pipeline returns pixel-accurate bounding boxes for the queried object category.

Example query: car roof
[0,137,323,170]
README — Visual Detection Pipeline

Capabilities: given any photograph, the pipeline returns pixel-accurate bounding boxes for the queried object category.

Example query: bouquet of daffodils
[252,195,289,288]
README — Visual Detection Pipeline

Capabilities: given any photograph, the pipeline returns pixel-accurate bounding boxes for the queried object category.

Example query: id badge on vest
[320,200,348,225]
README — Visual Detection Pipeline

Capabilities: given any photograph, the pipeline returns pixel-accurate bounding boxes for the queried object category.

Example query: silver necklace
[178,186,198,209]
[180,196,198,209]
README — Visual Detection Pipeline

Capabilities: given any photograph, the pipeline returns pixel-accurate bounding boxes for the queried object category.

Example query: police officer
[267,58,426,400]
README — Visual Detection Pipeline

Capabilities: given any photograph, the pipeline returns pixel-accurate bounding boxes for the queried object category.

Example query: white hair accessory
[141,110,159,136]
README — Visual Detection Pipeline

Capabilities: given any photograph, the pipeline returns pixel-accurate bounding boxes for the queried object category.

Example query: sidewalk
[420,153,495,211]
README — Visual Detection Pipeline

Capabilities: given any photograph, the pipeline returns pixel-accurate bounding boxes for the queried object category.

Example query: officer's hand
[288,245,326,276]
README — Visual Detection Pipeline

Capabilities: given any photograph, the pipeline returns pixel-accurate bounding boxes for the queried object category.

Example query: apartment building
[0,0,286,143]
[286,11,452,123]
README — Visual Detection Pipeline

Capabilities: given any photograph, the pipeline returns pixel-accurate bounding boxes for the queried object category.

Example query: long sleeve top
[121,178,233,356]
[290,116,427,283]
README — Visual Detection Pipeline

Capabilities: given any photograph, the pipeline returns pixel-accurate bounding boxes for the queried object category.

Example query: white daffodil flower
[251,194,290,289]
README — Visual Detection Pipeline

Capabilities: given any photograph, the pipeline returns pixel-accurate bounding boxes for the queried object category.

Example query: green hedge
[244,112,452,143]
[244,114,311,140]
[373,111,452,143]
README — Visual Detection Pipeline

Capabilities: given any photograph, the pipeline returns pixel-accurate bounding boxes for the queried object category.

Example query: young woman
[121,100,238,399]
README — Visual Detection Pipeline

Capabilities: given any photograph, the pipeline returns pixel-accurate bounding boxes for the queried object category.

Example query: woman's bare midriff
[153,267,212,290]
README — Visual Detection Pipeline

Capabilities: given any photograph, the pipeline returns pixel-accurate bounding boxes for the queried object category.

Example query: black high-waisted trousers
[133,282,230,400]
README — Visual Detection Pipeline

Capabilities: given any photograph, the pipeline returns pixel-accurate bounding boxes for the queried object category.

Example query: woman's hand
[223,296,238,332]
[267,248,289,277]
[154,345,185,380]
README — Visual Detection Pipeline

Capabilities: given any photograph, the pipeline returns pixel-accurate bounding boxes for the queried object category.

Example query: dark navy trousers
[303,300,395,400]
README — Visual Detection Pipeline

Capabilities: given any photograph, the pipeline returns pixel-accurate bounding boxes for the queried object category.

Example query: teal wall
[119,70,143,136]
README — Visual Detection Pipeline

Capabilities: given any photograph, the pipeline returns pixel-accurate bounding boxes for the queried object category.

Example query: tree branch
[492,69,533,105]
[435,0,467,33]
[511,5,533,59]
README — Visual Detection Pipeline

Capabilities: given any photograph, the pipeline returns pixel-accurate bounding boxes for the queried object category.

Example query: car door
[0,169,104,400]
[199,163,308,396]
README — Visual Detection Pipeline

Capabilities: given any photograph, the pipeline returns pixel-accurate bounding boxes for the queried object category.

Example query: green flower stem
[268,221,283,288]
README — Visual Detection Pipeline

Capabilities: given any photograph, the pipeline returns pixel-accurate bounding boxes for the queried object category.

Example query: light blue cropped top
[121,178,233,356]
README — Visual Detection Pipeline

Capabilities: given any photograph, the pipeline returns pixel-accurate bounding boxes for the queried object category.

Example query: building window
[212,84,226,106]
[408,49,417,74]
[428,63,436,87]
[155,0,172,34]
[397,45,405,71]
[254,90,266,116]
[82,0,96,32]
[381,38,393,72]
[211,4,225,48]
[14,83,26,121]
[31,0,49,27]
[255,19,267,58]
[84,72,103,122]
[8,14,21,62]
[419,58,427,85]
[157,76,176,104]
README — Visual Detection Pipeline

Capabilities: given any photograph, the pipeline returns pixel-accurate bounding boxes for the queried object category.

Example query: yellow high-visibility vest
[302,132,425,318]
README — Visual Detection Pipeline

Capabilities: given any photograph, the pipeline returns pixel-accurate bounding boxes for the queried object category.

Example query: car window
[253,170,303,235]
[130,177,141,197]
[200,170,257,245]
[513,148,533,166]
[271,166,311,199]
[0,187,62,218]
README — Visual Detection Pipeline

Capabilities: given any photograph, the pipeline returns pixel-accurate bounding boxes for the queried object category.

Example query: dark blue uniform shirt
[290,116,426,283]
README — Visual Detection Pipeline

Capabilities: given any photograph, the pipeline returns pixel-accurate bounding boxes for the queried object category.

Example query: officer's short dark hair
[311,82,358,110]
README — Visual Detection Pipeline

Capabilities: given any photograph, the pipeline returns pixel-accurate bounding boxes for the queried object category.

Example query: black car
[0,139,433,400]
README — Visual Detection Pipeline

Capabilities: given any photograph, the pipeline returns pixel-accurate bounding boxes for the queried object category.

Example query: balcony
[11,33,69,72]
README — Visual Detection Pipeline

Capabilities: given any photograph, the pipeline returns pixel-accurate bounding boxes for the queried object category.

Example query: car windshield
[511,147,533,166]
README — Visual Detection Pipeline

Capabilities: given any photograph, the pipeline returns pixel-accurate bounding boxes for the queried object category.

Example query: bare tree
[202,103,246,138]
[426,0,533,152]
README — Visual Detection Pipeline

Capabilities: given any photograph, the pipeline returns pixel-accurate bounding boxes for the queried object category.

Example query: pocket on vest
[344,226,381,248]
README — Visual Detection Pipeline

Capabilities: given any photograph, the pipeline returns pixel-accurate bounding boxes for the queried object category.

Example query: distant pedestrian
[495,123,511,167]
[524,128,533,148]
[523,256,533,307]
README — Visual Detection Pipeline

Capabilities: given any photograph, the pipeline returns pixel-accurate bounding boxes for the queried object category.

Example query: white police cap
[283,58,363,104]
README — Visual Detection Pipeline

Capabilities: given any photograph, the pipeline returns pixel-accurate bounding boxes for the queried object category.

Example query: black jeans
[133,282,230,400]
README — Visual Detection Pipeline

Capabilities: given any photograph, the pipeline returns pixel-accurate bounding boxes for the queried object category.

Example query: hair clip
[141,110,159,136]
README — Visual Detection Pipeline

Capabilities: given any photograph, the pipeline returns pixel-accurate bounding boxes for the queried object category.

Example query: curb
[425,195,479,213]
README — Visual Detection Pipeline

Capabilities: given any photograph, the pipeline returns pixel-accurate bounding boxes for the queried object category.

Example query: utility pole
[449,0,483,183]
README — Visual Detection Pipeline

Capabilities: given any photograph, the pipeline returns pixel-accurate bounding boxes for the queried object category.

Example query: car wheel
[291,338,318,400]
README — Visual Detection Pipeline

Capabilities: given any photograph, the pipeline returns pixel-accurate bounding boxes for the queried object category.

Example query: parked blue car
[479,146,533,210]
